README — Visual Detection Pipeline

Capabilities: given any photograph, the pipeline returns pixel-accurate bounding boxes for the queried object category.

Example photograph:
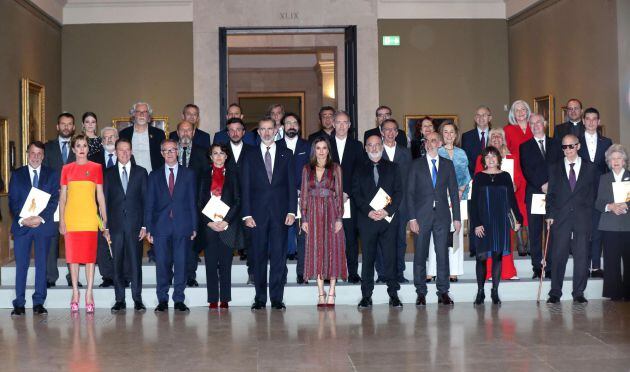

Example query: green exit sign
[382,35,400,46]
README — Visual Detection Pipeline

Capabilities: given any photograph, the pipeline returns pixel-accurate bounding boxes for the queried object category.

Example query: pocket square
[297,152,306,155]
[624,177,630,181]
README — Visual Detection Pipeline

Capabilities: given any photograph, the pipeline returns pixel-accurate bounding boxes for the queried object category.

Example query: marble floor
[1,300,630,372]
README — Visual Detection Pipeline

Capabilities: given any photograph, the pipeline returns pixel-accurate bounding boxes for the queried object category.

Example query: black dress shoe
[573,295,588,304]
[124,281,130,288]
[33,304,48,315]
[134,301,147,312]
[111,302,127,312]
[347,274,361,284]
[287,253,296,261]
[154,302,169,312]
[375,277,386,284]
[247,274,255,286]
[239,249,247,261]
[590,269,604,278]
[358,297,372,309]
[425,277,434,283]
[187,279,199,287]
[46,281,56,288]
[491,289,501,305]
[474,289,485,305]
[251,301,265,310]
[271,302,286,310]
[415,294,426,307]
[438,293,454,306]
[389,295,403,308]
[398,277,410,284]
[11,306,25,316]
[297,276,306,284]
[99,278,114,288]
[546,295,560,304]
[174,302,190,312]
[449,277,459,283]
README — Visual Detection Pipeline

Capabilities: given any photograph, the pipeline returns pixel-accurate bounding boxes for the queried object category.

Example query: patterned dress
[87,136,102,158]
[300,163,347,280]
[61,161,103,263]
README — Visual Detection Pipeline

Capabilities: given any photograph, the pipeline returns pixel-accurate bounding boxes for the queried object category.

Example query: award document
[501,158,515,183]
[369,188,394,223]
[343,198,351,219]
[202,195,231,222]
[612,181,630,203]
[19,187,51,218]
[296,198,301,219]
[530,193,546,215]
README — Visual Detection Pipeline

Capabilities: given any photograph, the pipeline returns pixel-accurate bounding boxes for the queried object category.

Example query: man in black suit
[213,104,257,146]
[461,106,491,178]
[242,117,297,310]
[104,138,148,313]
[118,101,165,174]
[546,134,596,304]
[363,106,407,148]
[407,131,461,306]
[578,107,613,278]
[42,112,77,288]
[169,104,211,149]
[554,98,585,139]
[329,111,364,283]
[307,106,336,143]
[519,113,563,279]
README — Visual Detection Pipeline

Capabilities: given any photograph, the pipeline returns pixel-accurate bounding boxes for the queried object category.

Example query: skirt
[65,231,98,264]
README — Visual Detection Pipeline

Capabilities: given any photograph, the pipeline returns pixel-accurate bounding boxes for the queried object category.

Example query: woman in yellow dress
[59,135,108,313]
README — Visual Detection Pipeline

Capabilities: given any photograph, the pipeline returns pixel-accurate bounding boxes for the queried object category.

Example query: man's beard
[230,138,242,145]
[285,129,298,138]
[104,144,115,153]
[367,150,382,161]
[180,137,192,146]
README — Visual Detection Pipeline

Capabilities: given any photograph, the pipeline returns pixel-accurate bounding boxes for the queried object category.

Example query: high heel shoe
[86,302,95,313]
[474,289,485,306]
[326,294,336,308]
[491,289,501,305]
[70,302,79,313]
[317,292,327,308]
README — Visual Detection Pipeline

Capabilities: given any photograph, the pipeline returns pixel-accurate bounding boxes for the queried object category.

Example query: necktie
[264,147,273,183]
[569,163,577,191]
[62,141,68,164]
[480,131,486,149]
[431,159,438,188]
[538,139,546,158]
[107,153,114,168]
[373,163,379,186]
[182,147,188,167]
[168,168,175,196]
[32,169,39,188]
[122,166,129,194]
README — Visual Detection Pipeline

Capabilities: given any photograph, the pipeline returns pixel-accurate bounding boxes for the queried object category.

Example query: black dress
[87,137,102,158]
[470,171,522,259]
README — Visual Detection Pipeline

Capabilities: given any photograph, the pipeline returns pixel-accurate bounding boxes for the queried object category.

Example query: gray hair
[100,126,118,138]
[129,101,153,116]
[605,144,629,170]
[528,113,547,127]
[333,110,351,124]
[508,100,532,125]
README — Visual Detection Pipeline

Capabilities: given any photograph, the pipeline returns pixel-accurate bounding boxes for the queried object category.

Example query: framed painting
[112,116,169,133]
[20,78,46,165]
[560,105,568,123]
[237,92,306,136]
[0,117,8,195]
[533,95,554,137]
[404,114,458,139]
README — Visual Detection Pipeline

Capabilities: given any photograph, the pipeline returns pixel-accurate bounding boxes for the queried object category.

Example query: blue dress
[438,146,471,199]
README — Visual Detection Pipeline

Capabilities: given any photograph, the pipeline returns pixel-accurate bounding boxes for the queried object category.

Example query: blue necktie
[431,159,437,188]
[33,169,39,188]
[107,153,114,168]
[62,141,68,164]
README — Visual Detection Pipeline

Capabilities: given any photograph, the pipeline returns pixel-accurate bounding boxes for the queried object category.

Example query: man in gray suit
[407,131,461,306]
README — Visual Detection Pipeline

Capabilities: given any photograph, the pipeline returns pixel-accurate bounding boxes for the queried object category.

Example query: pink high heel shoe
[86,302,95,313]
[70,302,79,313]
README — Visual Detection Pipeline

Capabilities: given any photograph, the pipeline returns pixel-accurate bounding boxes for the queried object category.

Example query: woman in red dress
[300,137,347,307]
[59,135,108,313]
[504,100,533,158]
[474,128,527,280]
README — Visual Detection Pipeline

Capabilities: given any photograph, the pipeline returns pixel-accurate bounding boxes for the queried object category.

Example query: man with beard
[43,113,77,288]
[214,103,256,146]
[169,104,211,149]
[119,101,165,174]
[308,106,336,143]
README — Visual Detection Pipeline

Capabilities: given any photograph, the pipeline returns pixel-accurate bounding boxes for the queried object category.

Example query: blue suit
[241,144,297,303]
[8,165,59,307]
[213,129,257,146]
[145,164,198,303]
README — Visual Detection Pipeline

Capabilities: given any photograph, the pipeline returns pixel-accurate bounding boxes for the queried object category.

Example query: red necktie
[480,131,486,149]
[168,168,175,196]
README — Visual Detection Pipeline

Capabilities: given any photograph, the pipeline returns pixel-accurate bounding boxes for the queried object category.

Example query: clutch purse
[508,209,518,231]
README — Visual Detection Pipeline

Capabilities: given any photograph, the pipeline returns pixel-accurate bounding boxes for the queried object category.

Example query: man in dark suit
[145,139,197,312]
[118,102,165,174]
[104,138,148,313]
[461,106,491,178]
[375,118,412,283]
[520,113,563,279]
[407,131,461,306]
[354,135,404,309]
[554,98,585,139]
[363,106,407,148]
[43,112,76,288]
[329,111,365,283]
[307,106,336,143]
[242,117,297,310]
[546,134,596,304]
[578,107,613,278]
[168,104,211,149]
[276,113,310,283]
[213,103,257,146]
[8,141,59,316]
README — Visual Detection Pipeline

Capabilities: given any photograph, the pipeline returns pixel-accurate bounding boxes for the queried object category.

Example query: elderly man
[169,104,211,149]
[307,106,336,143]
[119,101,165,174]
[363,106,407,147]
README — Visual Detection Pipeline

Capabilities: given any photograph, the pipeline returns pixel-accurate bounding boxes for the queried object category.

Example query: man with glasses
[555,99,585,139]
[119,101,166,174]
[545,134,596,304]
[461,106,492,178]
[363,106,407,147]
[308,106,336,143]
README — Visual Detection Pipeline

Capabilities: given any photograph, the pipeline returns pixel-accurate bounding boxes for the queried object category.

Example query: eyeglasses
[376,113,391,118]
[284,120,299,125]
[561,143,579,150]
[566,107,581,112]
[161,148,177,154]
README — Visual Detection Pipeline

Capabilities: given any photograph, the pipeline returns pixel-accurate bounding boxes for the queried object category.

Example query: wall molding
[63,0,193,24]
[17,0,62,28]
[507,0,561,25]
[376,0,506,19]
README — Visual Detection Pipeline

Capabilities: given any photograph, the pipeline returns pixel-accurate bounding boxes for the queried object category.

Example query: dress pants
[186,221,206,281]
[204,228,233,302]
[13,231,50,308]
[251,218,288,304]
[111,229,143,303]
[602,231,630,299]
[244,227,254,276]
[413,213,450,296]
[427,229,465,276]
[287,224,297,255]
[375,211,408,280]
[528,211,551,273]
[358,219,400,298]
[96,231,115,280]
[153,234,190,303]
[343,216,359,277]
[548,228,590,298]
[589,210,603,270]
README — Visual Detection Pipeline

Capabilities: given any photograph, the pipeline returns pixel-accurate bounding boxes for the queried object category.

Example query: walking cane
[536,223,551,304]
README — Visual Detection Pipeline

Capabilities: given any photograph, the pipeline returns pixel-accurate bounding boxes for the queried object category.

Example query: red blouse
[210,165,225,197]
[503,123,533,158]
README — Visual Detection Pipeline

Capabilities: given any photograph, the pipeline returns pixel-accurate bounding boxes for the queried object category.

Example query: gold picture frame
[0,117,9,195]
[237,92,306,137]
[404,114,459,137]
[533,95,554,137]
[112,116,169,133]
[20,78,46,166]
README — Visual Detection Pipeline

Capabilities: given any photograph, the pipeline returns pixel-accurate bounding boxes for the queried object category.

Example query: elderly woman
[81,112,102,158]
[595,144,630,301]
[410,117,436,159]
[504,100,533,158]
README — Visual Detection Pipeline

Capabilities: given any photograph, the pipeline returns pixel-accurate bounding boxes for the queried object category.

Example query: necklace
[489,172,497,182]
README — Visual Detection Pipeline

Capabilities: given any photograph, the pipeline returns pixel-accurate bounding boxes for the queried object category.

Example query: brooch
[86,171,90,176]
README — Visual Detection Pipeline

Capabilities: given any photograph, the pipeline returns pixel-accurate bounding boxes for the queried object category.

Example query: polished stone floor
[2,300,630,372]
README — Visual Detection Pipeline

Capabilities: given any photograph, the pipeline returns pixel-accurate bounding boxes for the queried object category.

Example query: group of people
[7,97,630,316]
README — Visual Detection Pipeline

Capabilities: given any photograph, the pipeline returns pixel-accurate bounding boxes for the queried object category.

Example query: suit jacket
[103,163,148,234]
[461,128,485,178]
[578,134,612,177]
[595,170,630,231]
[519,136,562,202]
[406,156,461,228]
[169,128,211,149]
[352,158,403,227]
[382,144,412,215]
[546,160,596,234]
[307,129,334,144]
[554,120,585,139]
[43,138,76,173]
[182,144,210,182]
[144,165,198,237]
[198,166,241,225]
[241,144,297,223]
[8,165,59,237]
[329,136,365,196]
[276,137,310,190]
[118,125,165,171]
[363,127,408,148]
[213,130,257,146]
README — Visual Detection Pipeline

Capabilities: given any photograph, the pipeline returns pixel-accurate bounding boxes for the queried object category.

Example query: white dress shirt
[335,136,347,164]
[427,153,440,176]
[584,131,597,162]
[230,141,243,163]
[284,136,298,154]
[164,163,179,184]
[260,142,277,172]
[384,143,396,161]
[118,161,131,181]
[564,157,582,182]
[104,150,117,166]
[613,169,626,183]
[58,136,71,155]
[477,128,488,143]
